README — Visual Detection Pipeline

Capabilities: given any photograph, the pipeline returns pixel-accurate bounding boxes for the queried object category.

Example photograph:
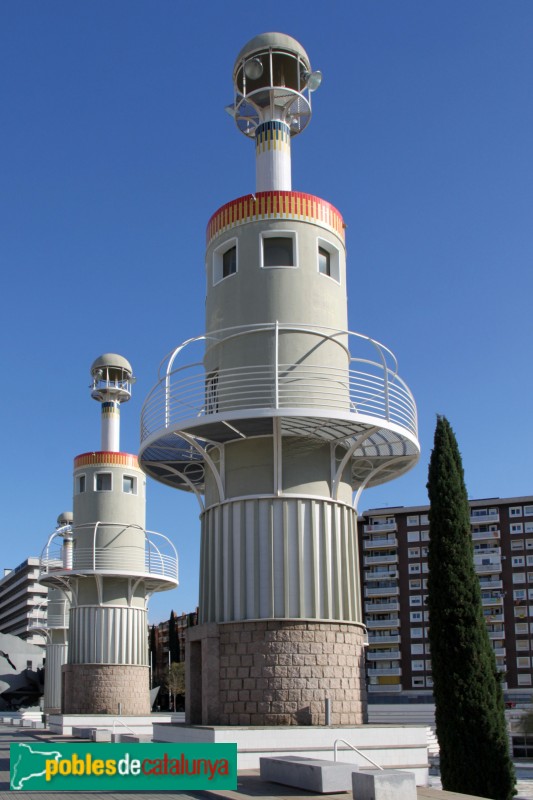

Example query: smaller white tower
[40,355,178,715]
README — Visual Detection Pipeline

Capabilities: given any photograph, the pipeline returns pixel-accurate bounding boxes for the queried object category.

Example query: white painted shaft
[101,402,120,451]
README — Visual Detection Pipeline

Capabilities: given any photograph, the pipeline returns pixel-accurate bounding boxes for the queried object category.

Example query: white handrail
[333,738,384,770]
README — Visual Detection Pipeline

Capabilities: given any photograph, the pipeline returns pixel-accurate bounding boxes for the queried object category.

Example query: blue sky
[1,1,532,623]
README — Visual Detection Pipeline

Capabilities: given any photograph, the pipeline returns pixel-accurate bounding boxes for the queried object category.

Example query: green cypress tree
[426,416,515,800]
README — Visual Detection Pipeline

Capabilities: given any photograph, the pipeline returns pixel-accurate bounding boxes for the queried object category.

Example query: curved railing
[40,525,178,584]
[141,323,418,443]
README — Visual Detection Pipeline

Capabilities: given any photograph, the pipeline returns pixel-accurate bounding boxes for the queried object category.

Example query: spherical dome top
[90,353,133,379]
[233,32,311,76]
[57,511,73,526]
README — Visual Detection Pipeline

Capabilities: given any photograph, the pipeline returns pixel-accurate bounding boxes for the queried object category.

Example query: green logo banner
[10,742,237,791]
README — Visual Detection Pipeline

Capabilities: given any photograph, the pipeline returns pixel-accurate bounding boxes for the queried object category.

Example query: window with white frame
[317,238,340,282]
[422,563,429,573]
[425,659,432,670]
[407,531,420,542]
[426,676,434,687]
[516,623,528,634]
[420,514,429,524]
[514,606,527,618]
[514,589,527,601]
[410,611,422,622]
[524,505,533,516]
[525,523,533,534]
[513,573,526,584]
[408,548,420,559]
[518,674,532,686]
[511,523,524,534]
[410,595,422,606]
[261,231,297,268]
[516,640,530,651]
[511,540,525,550]
[409,579,422,590]
[421,547,429,557]
[510,506,523,516]
[213,238,238,284]
[517,656,531,669]
[529,588,533,600]
[407,515,419,526]
[411,627,424,638]
[421,530,430,541]
[411,659,424,671]
[95,472,112,491]
[409,564,421,574]
[411,643,424,654]
[513,556,526,567]
[412,677,425,687]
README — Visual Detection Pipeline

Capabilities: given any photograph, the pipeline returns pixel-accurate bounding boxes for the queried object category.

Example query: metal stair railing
[333,738,384,769]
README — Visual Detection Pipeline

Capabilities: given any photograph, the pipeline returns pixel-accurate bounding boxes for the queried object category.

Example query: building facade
[0,559,48,648]
[359,496,533,699]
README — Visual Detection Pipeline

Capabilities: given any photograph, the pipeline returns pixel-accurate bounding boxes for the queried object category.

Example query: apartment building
[0,558,48,648]
[359,496,533,700]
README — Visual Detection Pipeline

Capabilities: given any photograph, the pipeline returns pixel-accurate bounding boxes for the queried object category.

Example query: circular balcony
[40,525,178,593]
[140,323,420,493]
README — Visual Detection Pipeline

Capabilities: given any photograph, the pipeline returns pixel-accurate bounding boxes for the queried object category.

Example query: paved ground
[0,723,531,800]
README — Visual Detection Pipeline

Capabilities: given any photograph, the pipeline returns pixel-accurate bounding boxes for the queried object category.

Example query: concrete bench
[352,769,416,800]
[260,756,357,793]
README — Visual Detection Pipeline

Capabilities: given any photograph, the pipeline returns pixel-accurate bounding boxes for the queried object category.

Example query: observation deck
[39,524,178,593]
[139,323,420,494]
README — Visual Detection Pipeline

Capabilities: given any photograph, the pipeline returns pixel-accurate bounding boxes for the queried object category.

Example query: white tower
[140,33,420,726]
[40,355,178,715]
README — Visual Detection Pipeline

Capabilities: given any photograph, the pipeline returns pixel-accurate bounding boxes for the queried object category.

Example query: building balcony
[363,554,399,567]
[368,684,403,693]
[365,601,400,613]
[472,529,500,542]
[481,596,504,606]
[470,512,500,524]
[363,522,398,534]
[365,618,400,630]
[479,579,503,590]
[364,586,400,598]
[367,668,402,677]
[364,570,398,582]
[367,634,401,645]
[488,630,505,639]
[485,613,505,623]
[363,536,398,550]
[475,562,502,574]
[367,649,401,661]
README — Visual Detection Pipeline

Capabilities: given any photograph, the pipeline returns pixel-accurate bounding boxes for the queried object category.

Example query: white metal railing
[141,323,418,442]
[40,524,178,583]
[333,738,383,769]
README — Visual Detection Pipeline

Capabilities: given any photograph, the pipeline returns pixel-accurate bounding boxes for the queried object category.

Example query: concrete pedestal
[62,664,150,715]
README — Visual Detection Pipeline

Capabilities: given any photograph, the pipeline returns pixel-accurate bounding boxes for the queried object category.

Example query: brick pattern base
[62,664,150,715]
[189,620,367,726]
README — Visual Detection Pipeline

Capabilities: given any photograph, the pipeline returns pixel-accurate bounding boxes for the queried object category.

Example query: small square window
[511,540,525,550]
[517,656,531,669]
[262,233,296,268]
[524,505,533,516]
[412,677,425,687]
[411,659,424,671]
[518,674,532,686]
[410,595,422,606]
[511,523,524,534]
[411,643,424,655]
[76,475,86,494]
[95,472,112,491]
[408,548,420,559]
[407,531,420,542]
[123,475,137,494]
[510,506,523,517]
[409,564,421,574]
[407,515,419,527]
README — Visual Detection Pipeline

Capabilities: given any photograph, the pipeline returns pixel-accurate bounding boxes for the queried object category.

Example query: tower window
[76,475,86,494]
[261,232,297,268]
[123,475,137,494]
[206,370,219,414]
[318,247,330,276]
[317,238,340,282]
[213,238,238,284]
[95,472,112,491]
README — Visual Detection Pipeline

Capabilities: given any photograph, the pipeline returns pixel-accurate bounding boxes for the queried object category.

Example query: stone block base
[186,620,366,726]
[352,769,417,800]
[260,756,357,792]
[62,664,150,715]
